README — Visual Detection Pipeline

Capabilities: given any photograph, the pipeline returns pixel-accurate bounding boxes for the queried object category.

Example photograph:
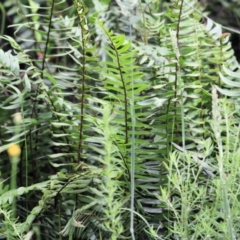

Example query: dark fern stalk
[74,0,88,162]
[40,0,54,74]
[100,24,129,144]
[30,0,55,153]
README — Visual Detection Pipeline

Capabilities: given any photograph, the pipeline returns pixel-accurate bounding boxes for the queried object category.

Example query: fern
[0,0,240,239]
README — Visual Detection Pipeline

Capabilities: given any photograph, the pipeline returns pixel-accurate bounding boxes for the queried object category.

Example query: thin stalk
[129,22,136,240]
[0,3,5,37]
[212,88,235,239]
[10,160,18,219]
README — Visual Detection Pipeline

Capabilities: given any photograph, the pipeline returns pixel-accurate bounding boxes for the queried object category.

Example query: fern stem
[77,25,86,162]
[0,3,5,37]
[74,0,88,162]
[129,20,136,240]
[113,46,129,144]
[41,0,54,74]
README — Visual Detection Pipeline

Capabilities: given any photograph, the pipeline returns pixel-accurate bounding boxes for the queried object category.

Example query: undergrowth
[0,0,240,239]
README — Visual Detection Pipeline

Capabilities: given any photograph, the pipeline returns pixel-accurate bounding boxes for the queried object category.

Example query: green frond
[1,0,240,239]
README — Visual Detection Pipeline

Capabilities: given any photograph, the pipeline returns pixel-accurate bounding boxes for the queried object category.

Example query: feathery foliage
[0,0,240,239]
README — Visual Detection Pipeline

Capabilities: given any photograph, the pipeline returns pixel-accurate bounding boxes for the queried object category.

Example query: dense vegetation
[0,0,240,239]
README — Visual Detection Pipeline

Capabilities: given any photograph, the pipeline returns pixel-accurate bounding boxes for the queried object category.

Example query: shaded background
[1,0,240,60]
[204,0,240,61]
